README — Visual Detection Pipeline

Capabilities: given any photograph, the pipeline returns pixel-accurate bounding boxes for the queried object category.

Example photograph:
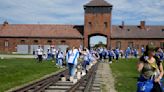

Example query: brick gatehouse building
[0,0,164,54]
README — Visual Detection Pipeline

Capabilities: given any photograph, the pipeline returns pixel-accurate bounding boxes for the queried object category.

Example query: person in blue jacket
[115,47,120,62]
[108,49,113,64]
[134,48,139,58]
[57,50,64,68]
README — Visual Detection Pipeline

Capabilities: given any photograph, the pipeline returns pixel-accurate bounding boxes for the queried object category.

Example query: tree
[93,41,106,48]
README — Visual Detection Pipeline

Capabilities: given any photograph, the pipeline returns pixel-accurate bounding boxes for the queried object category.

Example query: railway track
[12,62,100,92]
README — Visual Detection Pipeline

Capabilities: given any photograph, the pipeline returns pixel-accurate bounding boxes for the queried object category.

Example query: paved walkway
[96,62,117,92]
[0,54,35,59]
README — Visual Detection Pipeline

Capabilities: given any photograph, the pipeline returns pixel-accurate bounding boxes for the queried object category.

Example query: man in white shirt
[51,46,56,61]
[36,46,43,62]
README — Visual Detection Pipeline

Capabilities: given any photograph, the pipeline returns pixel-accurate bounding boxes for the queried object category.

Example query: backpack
[137,79,154,92]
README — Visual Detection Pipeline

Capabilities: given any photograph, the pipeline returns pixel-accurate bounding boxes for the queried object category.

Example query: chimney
[122,21,124,29]
[3,21,9,26]
[140,21,145,29]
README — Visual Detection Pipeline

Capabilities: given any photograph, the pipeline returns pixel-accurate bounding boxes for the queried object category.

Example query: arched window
[116,41,121,49]
[47,40,52,44]
[61,40,66,44]
[33,40,38,44]
[20,40,25,44]
[128,42,133,48]
[4,40,9,47]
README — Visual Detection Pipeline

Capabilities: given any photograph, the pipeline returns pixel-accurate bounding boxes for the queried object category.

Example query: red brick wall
[0,37,164,54]
[0,38,82,54]
[111,38,164,53]
[84,13,112,48]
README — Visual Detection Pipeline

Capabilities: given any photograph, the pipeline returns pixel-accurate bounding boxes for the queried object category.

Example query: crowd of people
[34,45,164,66]
[34,45,164,90]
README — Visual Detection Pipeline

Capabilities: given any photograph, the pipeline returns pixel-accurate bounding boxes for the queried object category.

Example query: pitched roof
[111,25,164,39]
[0,24,83,38]
[0,24,164,39]
[84,0,112,7]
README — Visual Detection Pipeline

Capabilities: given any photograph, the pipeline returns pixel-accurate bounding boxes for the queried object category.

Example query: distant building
[0,0,164,54]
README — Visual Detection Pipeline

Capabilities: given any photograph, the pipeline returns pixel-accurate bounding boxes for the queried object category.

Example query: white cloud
[107,0,164,24]
[0,0,163,25]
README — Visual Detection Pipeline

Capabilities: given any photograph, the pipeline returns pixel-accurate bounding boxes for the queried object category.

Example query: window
[149,42,155,45]
[34,40,38,44]
[128,42,133,48]
[88,22,92,31]
[135,44,139,49]
[47,40,52,44]
[162,29,164,32]
[4,40,9,47]
[20,40,25,44]
[160,42,164,49]
[141,45,144,48]
[61,40,66,44]
[116,41,121,49]
[104,22,107,31]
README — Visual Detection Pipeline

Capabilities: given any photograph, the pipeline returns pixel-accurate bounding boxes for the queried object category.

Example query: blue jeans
[58,59,63,67]
[82,60,89,70]
[68,63,76,76]
[116,54,119,60]
[125,53,128,59]
[47,54,51,60]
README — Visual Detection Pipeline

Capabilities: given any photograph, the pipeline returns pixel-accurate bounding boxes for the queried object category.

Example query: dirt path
[96,62,117,92]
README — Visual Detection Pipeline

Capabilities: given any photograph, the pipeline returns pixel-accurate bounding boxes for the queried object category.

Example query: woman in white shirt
[66,47,79,80]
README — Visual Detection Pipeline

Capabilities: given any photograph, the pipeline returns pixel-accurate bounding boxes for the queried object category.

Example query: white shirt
[37,48,43,55]
[67,49,79,65]
[51,48,56,55]
[83,52,89,61]
[58,52,64,59]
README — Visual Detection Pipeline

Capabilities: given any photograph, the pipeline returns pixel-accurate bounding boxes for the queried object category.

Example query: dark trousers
[99,54,102,60]
[116,54,119,60]
[51,54,55,60]
[82,60,90,70]
[151,82,162,92]
[109,56,112,62]
[38,55,42,62]
[103,55,106,59]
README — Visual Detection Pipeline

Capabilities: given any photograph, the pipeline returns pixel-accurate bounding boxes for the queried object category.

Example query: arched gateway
[83,0,113,49]
[88,33,107,48]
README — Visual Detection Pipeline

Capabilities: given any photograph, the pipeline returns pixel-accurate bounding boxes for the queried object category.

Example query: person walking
[115,47,120,62]
[47,48,51,60]
[134,48,139,58]
[66,47,79,81]
[51,46,56,63]
[108,49,113,64]
[57,50,64,68]
[137,45,163,92]
[36,45,43,62]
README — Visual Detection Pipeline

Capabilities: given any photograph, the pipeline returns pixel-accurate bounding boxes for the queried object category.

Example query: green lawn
[110,58,138,92]
[0,58,59,92]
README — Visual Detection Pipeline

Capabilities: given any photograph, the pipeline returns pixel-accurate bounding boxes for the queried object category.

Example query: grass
[0,58,59,92]
[110,58,138,92]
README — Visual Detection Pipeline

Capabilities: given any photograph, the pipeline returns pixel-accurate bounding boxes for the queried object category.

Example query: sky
[0,0,164,25]
[90,36,107,45]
